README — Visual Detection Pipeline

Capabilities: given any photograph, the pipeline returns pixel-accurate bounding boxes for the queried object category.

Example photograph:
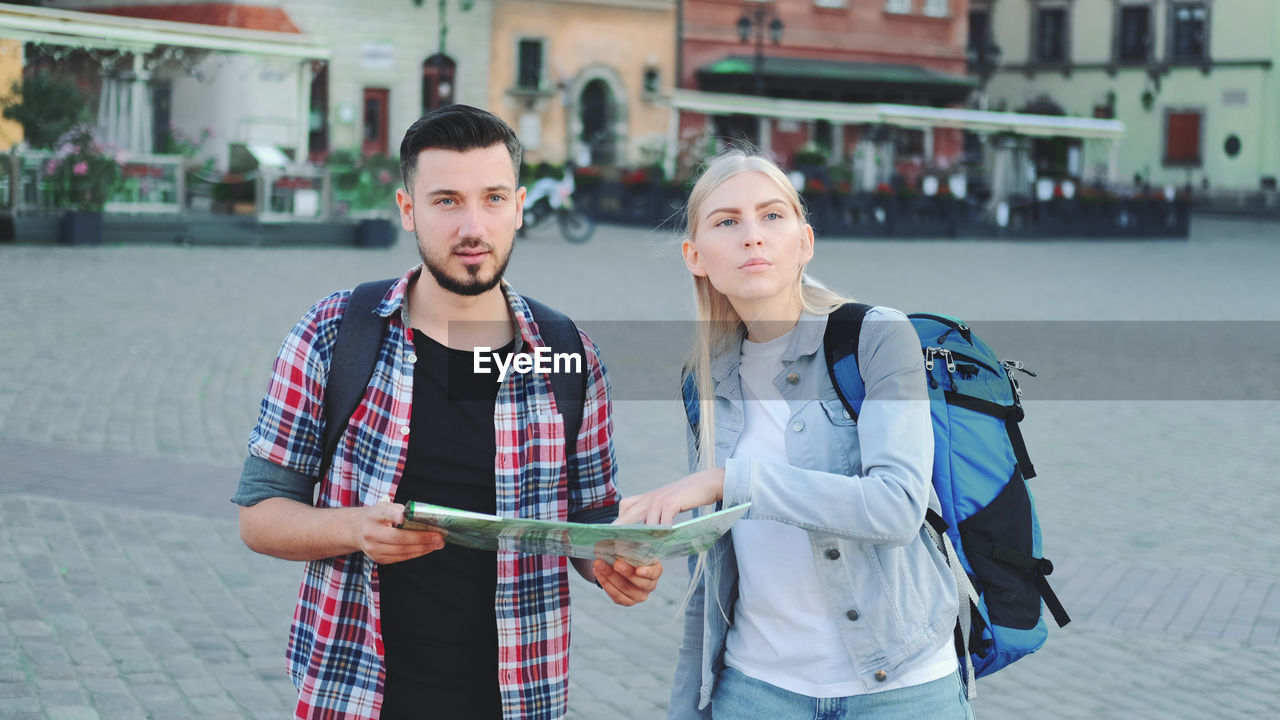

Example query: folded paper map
[399,502,750,565]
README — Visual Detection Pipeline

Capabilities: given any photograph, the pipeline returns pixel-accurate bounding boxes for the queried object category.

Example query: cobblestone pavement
[2,216,1278,719]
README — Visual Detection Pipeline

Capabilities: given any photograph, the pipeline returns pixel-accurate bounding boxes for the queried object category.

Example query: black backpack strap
[823,302,873,421]
[523,296,587,454]
[317,278,396,484]
[944,391,1037,481]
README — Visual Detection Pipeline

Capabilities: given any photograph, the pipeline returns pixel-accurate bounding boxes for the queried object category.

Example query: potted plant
[328,151,401,247]
[43,126,124,245]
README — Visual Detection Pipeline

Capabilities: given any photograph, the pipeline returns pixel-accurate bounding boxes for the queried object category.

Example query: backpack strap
[924,508,981,701]
[523,296,587,453]
[823,303,873,420]
[318,284,588,487]
[942,392,1037,481]
[680,369,699,436]
[826,303,980,698]
[318,278,397,484]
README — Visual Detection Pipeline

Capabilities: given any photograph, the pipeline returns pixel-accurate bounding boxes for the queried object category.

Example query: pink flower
[378,170,393,185]
[73,161,89,176]
[44,160,59,175]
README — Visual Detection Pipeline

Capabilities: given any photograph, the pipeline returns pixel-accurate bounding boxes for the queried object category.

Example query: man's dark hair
[399,104,522,190]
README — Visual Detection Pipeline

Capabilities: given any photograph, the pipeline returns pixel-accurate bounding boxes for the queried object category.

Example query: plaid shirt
[247,266,619,720]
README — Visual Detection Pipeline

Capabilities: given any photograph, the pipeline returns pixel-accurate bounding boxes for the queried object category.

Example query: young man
[233,105,660,720]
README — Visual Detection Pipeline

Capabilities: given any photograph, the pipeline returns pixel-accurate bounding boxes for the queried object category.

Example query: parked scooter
[519,168,595,244]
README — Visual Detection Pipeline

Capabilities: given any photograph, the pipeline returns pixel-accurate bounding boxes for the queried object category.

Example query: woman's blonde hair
[683,149,851,471]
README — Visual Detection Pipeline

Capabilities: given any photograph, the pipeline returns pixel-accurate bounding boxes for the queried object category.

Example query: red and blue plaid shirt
[247,267,619,719]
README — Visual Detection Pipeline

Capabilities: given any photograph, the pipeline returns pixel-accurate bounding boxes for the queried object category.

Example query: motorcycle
[519,171,596,244]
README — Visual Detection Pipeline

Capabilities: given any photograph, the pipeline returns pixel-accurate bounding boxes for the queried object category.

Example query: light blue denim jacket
[666,307,958,719]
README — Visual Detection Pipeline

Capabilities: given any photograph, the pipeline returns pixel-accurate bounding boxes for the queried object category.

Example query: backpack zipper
[912,313,972,344]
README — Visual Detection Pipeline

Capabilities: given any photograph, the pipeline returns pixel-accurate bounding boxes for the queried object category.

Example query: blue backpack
[681,303,1070,687]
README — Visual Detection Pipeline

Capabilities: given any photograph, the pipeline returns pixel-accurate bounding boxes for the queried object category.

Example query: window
[516,39,544,90]
[422,54,456,114]
[885,0,911,14]
[1117,6,1151,63]
[922,0,949,17]
[814,0,847,7]
[1171,2,1208,62]
[1164,110,1202,166]
[968,9,991,60]
[1034,8,1068,64]
[642,67,660,96]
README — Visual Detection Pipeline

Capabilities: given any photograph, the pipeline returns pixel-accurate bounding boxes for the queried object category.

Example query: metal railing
[2,149,335,223]
[105,154,186,214]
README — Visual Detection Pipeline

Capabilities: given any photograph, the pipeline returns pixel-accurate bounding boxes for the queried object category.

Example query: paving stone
[3,220,1280,719]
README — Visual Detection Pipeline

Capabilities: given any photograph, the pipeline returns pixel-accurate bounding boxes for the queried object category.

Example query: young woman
[615,151,974,720]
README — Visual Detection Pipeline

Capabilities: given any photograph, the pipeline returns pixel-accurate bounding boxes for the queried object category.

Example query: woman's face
[683,170,814,308]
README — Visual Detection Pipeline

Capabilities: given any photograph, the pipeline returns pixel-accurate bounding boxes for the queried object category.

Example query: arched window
[579,79,615,166]
[422,54,456,114]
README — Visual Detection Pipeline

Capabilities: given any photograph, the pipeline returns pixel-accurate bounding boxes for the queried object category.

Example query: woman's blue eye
[715,218,737,227]
[765,211,782,220]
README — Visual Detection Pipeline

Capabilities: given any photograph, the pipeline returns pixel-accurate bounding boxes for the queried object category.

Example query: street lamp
[966,40,1003,108]
[737,4,784,95]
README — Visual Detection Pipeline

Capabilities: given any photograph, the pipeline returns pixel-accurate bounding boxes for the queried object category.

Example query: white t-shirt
[723,329,956,697]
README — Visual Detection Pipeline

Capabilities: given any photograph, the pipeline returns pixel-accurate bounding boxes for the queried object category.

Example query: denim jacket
[666,307,958,719]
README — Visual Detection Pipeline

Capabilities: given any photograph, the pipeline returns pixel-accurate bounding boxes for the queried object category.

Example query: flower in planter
[43,126,124,213]
[328,150,400,215]
[803,178,827,194]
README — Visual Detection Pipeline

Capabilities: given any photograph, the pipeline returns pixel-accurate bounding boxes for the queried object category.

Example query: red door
[362,88,390,157]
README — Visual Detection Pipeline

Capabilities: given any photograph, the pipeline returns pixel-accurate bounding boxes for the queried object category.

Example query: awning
[0,3,328,60]
[671,89,1125,140]
[86,4,303,34]
[696,55,976,104]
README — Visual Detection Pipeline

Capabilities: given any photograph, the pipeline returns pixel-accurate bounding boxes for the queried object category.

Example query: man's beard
[418,233,514,297]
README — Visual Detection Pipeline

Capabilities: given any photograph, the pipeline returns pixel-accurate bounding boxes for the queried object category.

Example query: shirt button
[408,353,418,363]
[791,420,804,432]
[875,670,888,682]
[846,609,859,621]
[786,373,799,385]
[826,548,841,560]
[399,426,410,436]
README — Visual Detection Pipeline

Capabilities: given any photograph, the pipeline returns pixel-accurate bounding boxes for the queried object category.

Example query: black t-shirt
[379,332,513,720]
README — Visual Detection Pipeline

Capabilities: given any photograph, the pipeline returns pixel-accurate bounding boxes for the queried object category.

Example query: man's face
[395,144,525,297]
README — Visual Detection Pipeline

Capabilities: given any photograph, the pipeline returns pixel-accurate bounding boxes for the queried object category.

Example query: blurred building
[488,0,675,170]
[25,0,495,167]
[675,0,975,176]
[976,0,1279,195]
[0,39,22,150]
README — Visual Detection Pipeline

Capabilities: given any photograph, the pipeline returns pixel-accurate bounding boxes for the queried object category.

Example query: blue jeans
[710,667,975,720]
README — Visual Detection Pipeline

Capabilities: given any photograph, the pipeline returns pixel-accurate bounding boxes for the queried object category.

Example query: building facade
[677,0,974,174]
[45,0,495,167]
[0,39,22,150]
[488,0,675,169]
[975,0,1279,193]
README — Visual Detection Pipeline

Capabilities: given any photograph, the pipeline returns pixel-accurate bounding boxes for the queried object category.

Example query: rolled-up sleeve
[232,292,346,507]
